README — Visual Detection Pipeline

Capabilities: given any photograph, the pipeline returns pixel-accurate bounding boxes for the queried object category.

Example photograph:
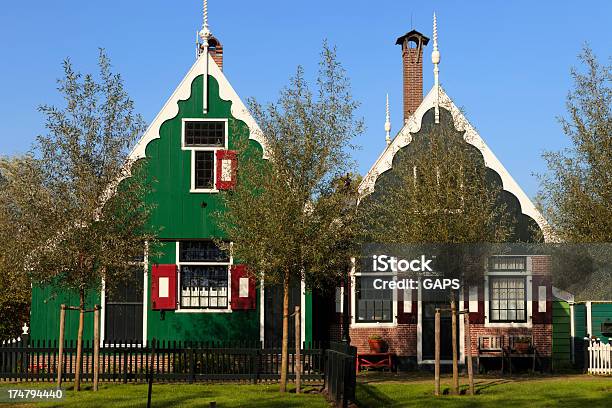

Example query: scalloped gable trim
[358,85,551,241]
[128,54,268,162]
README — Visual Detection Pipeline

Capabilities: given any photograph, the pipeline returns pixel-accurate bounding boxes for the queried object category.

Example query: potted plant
[513,336,531,353]
[368,335,388,353]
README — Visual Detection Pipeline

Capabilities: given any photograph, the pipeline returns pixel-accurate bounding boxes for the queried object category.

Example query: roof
[395,30,430,46]
[357,85,551,241]
[128,54,268,162]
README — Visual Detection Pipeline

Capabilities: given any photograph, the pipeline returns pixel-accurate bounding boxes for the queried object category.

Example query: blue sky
[0,0,610,198]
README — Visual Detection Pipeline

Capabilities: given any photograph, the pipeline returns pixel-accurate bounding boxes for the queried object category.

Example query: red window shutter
[231,265,256,310]
[216,150,237,190]
[151,264,177,310]
[397,289,416,324]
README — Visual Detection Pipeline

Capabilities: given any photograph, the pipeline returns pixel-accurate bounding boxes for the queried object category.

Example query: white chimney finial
[385,94,391,145]
[200,0,212,41]
[432,12,441,124]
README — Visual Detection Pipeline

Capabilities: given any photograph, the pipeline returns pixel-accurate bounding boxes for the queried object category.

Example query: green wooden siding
[591,303,612,342]
[305,292,313,344]
[143,74,262,240]
[552,300,571,367]
[30,286,99,342]
[142,73,263,341]
[574,303,586,338]
[31,73,265,343]
[146,241,259,342]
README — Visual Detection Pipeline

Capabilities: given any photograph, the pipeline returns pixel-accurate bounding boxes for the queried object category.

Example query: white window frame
[175,241,233,313]
[351,257,397,327]
[181,118,229,193]
[484,256,532,328]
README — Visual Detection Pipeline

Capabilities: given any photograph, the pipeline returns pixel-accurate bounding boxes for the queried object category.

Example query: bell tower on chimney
[395,29,429,123]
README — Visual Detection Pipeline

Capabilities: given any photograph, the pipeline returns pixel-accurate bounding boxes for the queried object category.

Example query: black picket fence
[0,336,326,383]
[324,341,357,408]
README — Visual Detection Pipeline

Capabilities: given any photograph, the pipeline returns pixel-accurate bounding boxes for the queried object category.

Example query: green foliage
[538,46,612,243]
[0,156,49,338]
[215,42,363,290]
[358,110,517,287]
[0,50,156,312]
[359,110,516,245]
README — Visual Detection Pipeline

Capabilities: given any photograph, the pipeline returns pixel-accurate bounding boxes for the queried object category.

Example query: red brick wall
[467,324,552,356]
[401,42,424,121]
[330,323,417,356]
[330,322,552,358]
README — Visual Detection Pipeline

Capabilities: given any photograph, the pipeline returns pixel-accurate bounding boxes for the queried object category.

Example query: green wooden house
[550,285,612,369]
[29,19,316,347]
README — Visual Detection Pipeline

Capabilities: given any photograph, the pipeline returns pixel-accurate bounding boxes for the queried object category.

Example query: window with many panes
[184,121,225,147]
[178,240,230,310]
[355,276,393,323]
[488,256,526,271]
[182,119,227,192]
[489,276,526,322]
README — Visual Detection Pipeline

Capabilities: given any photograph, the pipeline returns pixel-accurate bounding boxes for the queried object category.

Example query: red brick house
[332,17,554,370]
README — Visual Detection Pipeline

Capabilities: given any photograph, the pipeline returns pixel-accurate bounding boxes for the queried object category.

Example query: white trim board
[357,85,551,242]
[128,54,268,164]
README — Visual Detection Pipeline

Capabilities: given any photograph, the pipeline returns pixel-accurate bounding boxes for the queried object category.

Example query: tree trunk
[434,308,440,396]
[295,305,301,393]
[464,312,475,395]
[93,305,100,391]
[74,289,85,391]
[451,299,459,395]
[57,304,66,387]
[279,272,290,393]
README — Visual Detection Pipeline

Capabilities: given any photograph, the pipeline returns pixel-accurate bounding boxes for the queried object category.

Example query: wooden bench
[477,336,505,373]
[356,352,396,373]
[506,336,539,373]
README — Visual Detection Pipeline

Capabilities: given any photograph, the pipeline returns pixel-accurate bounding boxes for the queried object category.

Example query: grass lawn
[0,383,329,408]
[356,373,612,408]
[1,375,610,407]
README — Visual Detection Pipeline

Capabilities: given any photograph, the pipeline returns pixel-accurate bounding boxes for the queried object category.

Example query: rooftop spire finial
[432,12,441,123]
[196,0,212,59]
[385,94,391,145]
[200,0,212,40]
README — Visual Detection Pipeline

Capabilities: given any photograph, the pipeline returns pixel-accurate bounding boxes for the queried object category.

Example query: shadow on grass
[355,383,395,407]
[474,379,512,394]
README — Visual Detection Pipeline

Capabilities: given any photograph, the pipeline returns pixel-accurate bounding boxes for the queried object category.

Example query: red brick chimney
[208,36,223,71]
[396,30,429,122]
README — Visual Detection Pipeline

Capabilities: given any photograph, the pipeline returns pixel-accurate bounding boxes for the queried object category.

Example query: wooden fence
[587,340,612,375]
[323,341,357,408]
[0,336,325,383]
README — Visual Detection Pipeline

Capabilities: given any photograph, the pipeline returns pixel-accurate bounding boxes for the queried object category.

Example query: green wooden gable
[133,56,266,240]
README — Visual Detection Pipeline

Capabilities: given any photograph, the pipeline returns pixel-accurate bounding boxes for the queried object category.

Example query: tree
[0,50,155,390]
[0,157,37,339]
[538,46,611,242]
[358,110,517,394]
[215,42,362,392]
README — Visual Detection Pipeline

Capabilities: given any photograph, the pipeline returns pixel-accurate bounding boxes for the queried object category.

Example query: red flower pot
[368,339,388,353]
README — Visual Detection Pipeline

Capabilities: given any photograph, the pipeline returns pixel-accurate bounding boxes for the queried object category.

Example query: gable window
[184,121,225,147]
[489,276,526,322]
[355,276,393,323]
[178,240,231,310]
[182,119,228,193]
